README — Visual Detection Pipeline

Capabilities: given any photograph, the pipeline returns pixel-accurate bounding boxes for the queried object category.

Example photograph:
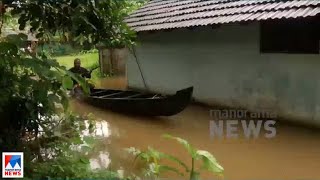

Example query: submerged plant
[125,146,185,180]
[163,134,224,180]
[126,134,224,180]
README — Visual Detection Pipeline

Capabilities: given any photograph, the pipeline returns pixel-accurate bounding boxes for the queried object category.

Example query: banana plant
[125,147,185,180]
[162,134,224,180]
[126,134,224,180]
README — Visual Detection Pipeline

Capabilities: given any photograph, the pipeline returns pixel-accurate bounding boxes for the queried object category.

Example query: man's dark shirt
[69,67,91,85]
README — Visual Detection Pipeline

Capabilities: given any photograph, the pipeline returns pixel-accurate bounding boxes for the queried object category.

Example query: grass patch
[54,53,99,69]
[54,52,105,84]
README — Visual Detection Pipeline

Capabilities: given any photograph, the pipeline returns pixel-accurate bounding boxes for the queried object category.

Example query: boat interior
[90,89,165,99]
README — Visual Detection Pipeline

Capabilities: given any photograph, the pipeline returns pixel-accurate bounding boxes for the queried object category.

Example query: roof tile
[127,0,320,32]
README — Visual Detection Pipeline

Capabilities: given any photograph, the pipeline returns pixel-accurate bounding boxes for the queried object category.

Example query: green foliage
[163,134,197,157]
[0,33,93,151]
[1,0,147,179]
[23,113,121,180]
[8,0,146,48]
[163,134,224,179]
[78,49,99,55]
[126,134,224,180]
[54,52,106,85]
[2,10,19,30]
[62,67,91,95]
[62,75,74,89]
[122,0,149,15]
[88,61,111,79]
[37,43,97,57]
[0,33,65,150]
[38,43,79,57]
[125,147,184,179]
[0,28,112,178]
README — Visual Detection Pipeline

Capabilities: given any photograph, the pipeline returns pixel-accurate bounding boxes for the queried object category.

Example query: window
[260,18,319,54]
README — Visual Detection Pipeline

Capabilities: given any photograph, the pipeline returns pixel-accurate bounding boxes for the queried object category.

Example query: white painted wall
[127,23,320,126]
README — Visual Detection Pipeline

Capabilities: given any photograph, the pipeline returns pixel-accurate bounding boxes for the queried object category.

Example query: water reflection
[80,120,113,170]
[82,120,111,138]
[90,151,110,170]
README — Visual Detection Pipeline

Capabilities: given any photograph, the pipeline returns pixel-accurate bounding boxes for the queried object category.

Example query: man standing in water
[69,58,91,80]
[68,58,95,97]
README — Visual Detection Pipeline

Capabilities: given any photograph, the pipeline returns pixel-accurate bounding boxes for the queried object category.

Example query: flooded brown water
[71,77,320,180]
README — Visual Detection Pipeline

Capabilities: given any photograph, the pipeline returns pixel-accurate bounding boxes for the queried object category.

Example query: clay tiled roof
[125,0,320,32]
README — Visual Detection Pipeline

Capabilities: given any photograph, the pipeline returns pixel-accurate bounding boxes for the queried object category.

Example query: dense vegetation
[0,0,224,179]
[1,0,143,179]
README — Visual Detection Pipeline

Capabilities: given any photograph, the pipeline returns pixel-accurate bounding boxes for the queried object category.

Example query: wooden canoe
[83,87,193,116]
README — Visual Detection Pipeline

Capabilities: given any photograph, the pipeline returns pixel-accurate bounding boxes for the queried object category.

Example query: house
[125,0,320,126]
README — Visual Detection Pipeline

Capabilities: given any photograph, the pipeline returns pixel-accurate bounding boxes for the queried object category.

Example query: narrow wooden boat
[83,87,193,116]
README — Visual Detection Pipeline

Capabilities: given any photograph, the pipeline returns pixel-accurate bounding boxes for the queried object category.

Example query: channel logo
[2,152,24,178]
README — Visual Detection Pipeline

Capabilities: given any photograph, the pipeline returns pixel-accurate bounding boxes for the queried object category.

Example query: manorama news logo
[2,152,24,178]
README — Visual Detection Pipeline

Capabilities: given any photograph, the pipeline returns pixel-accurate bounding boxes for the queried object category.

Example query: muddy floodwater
[71,77,320,180]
